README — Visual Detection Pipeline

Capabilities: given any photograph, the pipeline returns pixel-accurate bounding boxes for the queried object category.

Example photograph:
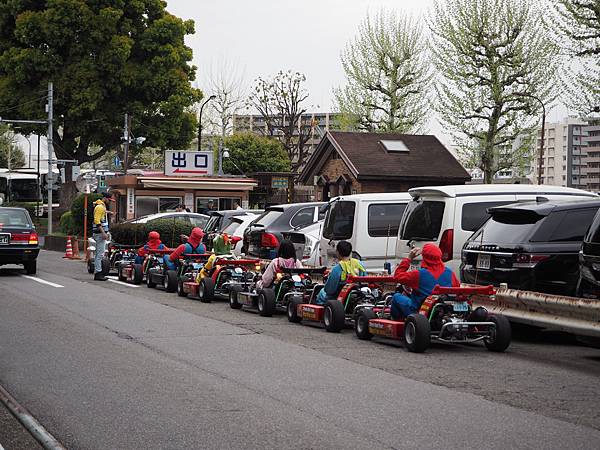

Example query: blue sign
[114,155,122,167]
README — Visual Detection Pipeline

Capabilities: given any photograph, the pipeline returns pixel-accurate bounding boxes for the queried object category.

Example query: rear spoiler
[431,285,495,296]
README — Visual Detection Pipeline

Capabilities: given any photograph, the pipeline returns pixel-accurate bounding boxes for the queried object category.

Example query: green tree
[0,0,202,206]
[430,0,560,183]
[222,133,290,175]
[0,124,25,169]
[335,10,432,133]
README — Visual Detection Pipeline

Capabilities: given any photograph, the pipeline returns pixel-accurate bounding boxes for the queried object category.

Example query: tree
[0,1,202,207]
[334,10,432,133]
[0,125,25,169]
[204,61,246,138]
[430,0,560,183]
[222,133,290,175]
[248,71,313,171]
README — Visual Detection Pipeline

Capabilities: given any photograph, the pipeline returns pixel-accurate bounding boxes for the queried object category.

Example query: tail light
[29,232,39,245]
[439,229,454,262]
[9,233,38,244]
[261,232,279,248]
[513,254,550,268]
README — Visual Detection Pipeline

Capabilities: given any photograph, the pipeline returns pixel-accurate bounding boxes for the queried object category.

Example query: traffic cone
[70,237,81,259]
[63,236,74,259]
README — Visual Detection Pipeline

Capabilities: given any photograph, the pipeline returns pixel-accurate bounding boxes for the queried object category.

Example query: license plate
[453,302,469,312]
[192,263,203,269]
[0,234,9,245]
[476,254,491,270]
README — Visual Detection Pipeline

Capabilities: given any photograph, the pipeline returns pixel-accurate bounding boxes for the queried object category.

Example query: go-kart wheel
[118,267,127,282]
[355,309,376,340]
[87,259,94,274]
[101,257,111,277]
[199,277,215,303]
[287,295,303,323]
[484,315,511,352]
[404,314,431,353]
[177,279,188,297]
[257,288,276,317]
[164,270,178,293]
[24,259,37,275]
[132,264,143,285]
[324,300,345,333]
[229,285,243,309]
[146,272,157,288]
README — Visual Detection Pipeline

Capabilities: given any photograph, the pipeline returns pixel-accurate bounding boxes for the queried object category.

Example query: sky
[166,0,570,148]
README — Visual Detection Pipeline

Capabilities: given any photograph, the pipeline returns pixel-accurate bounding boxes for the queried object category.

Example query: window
[533,209,598,242]
[136,197,159,218]
[219,198,241,210]
[0,209,31,228]
[368,203,407,237]
[253,208,284,228]
[222,218,242,235]
[461,201,515,232]
[290,207,316,228]
[471,211,542,245]
[188,215,209,228]
[323,201,355,240]
[380,140,409,152]
[159,197,181,212]
[400,201,445,241]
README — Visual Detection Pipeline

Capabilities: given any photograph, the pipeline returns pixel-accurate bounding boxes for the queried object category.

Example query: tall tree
[0,0,202,207]
[0,124,25,169]
[335,10,432,133]
[223,133,290,175]
[204,61,246,138]
[248,70,313,171]
[430,0,560,183]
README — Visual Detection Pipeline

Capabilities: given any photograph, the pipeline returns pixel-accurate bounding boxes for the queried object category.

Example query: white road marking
[106,276,139,288]
[20,275,64,288]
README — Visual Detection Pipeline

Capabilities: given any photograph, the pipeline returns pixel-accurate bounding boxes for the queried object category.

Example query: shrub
[110,218,194,248]
[59,211,78,236]
[69,193,103,237]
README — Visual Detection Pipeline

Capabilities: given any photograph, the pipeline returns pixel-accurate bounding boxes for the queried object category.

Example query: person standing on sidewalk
[92,192,114,281]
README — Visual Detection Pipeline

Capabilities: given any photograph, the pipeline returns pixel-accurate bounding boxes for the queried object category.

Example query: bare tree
[204,61,247,138]
[334,10,432,133]
[248,70,313,171]
[430,0,560,183]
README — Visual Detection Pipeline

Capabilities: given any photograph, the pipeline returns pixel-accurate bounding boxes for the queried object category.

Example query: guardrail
[472,286,600,338]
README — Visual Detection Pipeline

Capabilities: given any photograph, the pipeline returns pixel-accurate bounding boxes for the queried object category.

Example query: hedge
[110,218,194,248]
[70,193,102,237]
[59,211,78,236]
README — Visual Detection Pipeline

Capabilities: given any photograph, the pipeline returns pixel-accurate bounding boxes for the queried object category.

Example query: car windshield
[471,211,541,244]
[323,201,355,240]
[9,179,39,202]
[222,219,242,235]
[252,209,283,228]
[0,209,32,228]
[400,200,445,241]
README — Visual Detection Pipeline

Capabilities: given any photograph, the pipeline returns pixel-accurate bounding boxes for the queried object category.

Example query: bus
[0,170,42,205]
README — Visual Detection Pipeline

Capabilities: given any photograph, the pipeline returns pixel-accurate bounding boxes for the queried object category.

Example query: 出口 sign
[165,151,214,177]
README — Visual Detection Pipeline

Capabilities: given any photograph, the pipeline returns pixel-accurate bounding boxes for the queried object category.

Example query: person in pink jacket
[257,240,303,289]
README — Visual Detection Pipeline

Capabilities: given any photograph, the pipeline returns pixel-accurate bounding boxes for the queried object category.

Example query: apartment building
[583,123,600,192]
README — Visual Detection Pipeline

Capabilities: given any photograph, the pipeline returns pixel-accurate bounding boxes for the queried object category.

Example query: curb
[0,383,66,450]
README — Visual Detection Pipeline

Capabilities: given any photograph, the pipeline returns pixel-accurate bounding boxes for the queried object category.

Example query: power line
[0,94,49,116]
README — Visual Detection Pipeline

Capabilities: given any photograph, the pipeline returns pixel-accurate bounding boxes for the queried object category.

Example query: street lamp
[198,95,216,151]
[513,93,546,185]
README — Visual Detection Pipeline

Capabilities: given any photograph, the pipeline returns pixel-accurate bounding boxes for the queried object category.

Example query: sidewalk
[0,401,42,450]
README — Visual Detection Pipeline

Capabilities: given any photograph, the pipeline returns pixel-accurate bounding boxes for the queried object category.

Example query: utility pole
[123,113,130,174]
[47,82,54,235]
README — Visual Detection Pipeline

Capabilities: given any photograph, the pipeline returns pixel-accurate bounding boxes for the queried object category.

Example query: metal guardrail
[472,286,600,338]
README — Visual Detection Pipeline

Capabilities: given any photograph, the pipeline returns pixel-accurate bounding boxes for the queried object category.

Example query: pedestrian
[92,192,114,281]
[233,200,243,211]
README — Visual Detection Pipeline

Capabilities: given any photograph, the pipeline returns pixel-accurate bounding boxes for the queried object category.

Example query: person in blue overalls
[391,243,460,320]
[316,241,367,304]
[164,227,206,270]
[135,231,165,264]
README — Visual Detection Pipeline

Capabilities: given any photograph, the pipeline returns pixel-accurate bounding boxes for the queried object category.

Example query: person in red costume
[164,227,206,269]
[391,243,460,320]
[135,231,165,264]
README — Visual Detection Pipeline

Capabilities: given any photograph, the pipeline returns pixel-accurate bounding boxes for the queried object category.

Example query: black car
[203,210,259,249]
[0,207,40,274]
[461,199,600,296]
[577,209,600,298]
[244,202,324,259]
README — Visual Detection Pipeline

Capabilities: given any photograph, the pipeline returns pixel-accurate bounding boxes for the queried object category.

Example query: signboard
[272,176,289,189]
[184,192,194,210]
[127,188,135,219]
[165,151,214,177]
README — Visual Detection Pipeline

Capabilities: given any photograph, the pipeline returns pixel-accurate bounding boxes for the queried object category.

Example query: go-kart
[352,279,511,353]
[289,272,385,332]
[175,253,212,297]
[114,246,150,285]
[184,256,261,303]
[145,249,178,292]
[233,267,327,317]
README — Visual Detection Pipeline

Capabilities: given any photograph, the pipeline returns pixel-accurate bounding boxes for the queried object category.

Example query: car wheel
[404,314,431,353]
[484,315,511,352]
[132,264,143,285]
[200,277,215,303]
[324,300,345,332]
[355,309,375,340]
[118,267,127,282]
[287,295,303,323]
[257,288,276,317]
[24,259,37,275]
[229,285,243,309]
[177,279,188,297]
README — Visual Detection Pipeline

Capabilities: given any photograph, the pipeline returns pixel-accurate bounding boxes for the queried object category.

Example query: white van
[320,192,412,272]
[396,184,598,274]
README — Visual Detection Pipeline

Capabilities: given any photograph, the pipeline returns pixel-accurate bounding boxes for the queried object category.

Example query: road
[0,250,599,449]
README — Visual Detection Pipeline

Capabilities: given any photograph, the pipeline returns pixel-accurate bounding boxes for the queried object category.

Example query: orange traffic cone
[63,236,74,259]
[70,237,81,259]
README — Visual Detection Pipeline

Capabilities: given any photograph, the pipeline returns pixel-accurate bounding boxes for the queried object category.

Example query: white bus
[0,170,42,205]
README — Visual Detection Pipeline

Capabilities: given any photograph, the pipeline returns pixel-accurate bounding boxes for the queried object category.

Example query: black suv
[461,199,600,296]
[243,202,324,259]
[0,207,40,274]
[577,209,600,298]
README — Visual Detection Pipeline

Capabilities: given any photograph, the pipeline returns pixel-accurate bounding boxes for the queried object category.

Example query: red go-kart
[352,279,511,353]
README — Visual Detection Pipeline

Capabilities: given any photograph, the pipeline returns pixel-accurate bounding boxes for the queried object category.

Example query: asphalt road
[0,251,599,449]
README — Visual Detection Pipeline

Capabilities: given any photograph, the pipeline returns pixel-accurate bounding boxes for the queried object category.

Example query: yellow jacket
[93,200,108,232]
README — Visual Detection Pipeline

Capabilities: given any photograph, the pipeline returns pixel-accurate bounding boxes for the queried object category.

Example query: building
[583,121,600,192]
[298,131,470,200]
[530,117,588,188]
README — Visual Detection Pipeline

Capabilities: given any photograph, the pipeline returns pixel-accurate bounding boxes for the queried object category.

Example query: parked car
[577,209,600,298]
[220,214,257,256]
[204,210,258,235]
[397,184,598,274]
[128,212,209,228]
[461,199,600,296]
[0,207,40,274]
[320,193,411,272]
[244,202,324,259]
[284,220,323,266]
